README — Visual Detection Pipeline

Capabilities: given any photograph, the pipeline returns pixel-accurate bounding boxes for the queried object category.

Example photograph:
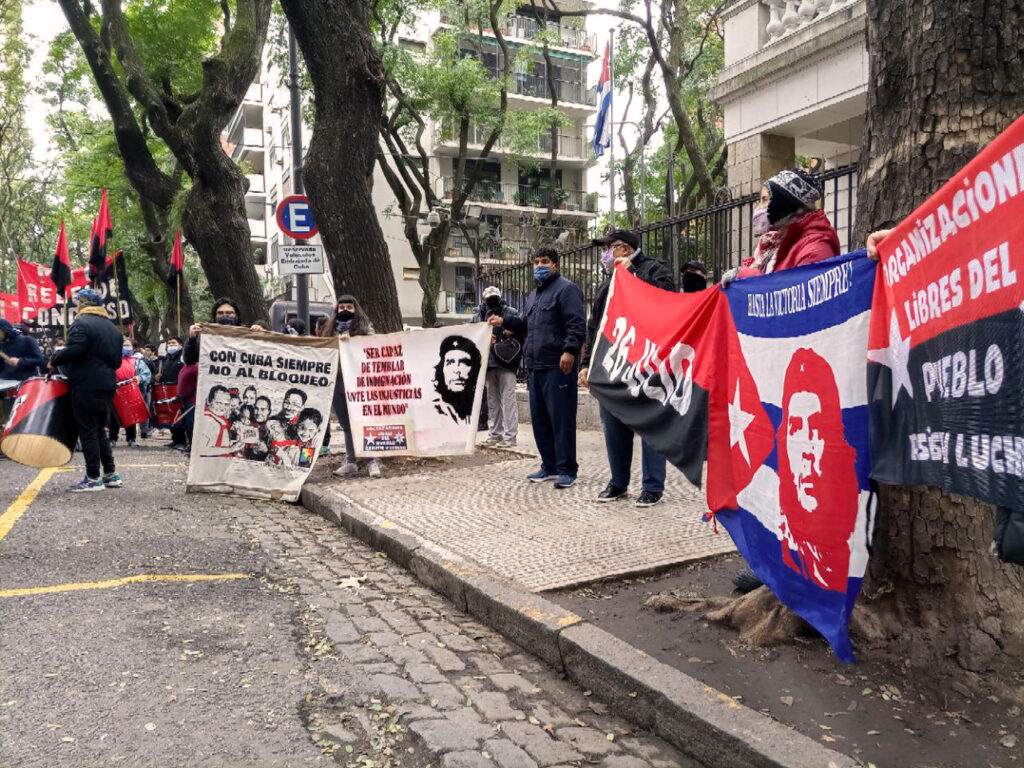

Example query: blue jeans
[528,368,578,477]
[599,404,666,492]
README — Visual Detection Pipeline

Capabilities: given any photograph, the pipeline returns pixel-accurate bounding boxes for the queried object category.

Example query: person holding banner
[318,294,381,479]
[48,287,123,492]
[579,230,676,508]
[496,247,586,489]
[0,318,46,383]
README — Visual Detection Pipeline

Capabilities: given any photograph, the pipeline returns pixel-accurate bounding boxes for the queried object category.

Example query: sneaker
[126,440,136,447]
[732,565,763,593]
[69,477,104,493]
[634,490,663,507]
[597,483,628,502]
[485,436,502,446]
[501,438,517,448]
[367,459,382,478]
[333,462,359,478]
[319,445,331,457]
[553,475,577,489]
[527,469,555,483]
[102,472,123,488]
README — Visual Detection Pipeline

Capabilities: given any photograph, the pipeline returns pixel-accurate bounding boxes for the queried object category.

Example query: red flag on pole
[167,229,186,294]
[88,189,112,284]
[50,221,72,297]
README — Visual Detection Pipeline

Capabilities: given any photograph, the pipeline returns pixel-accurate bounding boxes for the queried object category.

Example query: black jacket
[0,319,46,382]
[158,351,185,386]
[472,301,525,371]
[50,309,123,394]
[507,273,586,372]
[582,251,676,368]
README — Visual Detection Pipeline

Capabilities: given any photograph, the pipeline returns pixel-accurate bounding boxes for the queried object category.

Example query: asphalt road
[0,440,326,767]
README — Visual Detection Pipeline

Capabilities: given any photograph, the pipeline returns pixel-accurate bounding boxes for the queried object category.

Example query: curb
[301,482,858,768]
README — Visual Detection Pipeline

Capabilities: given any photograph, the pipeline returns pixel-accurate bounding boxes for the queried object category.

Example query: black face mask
[485,297,501,310]
[215,316,239,326]
[337,310,355,322]
[682,272,707,293]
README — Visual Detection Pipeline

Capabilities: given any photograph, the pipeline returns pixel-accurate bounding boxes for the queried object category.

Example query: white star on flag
[729,380,756,466]
[867,311,914,407]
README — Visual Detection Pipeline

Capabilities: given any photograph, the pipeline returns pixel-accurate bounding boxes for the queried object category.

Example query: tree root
[703,587,811,647]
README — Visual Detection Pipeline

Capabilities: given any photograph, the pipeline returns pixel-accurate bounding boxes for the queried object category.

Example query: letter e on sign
[276,195,318,240]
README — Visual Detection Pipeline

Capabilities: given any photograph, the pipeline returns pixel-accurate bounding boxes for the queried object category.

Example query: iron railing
[479,163,860,314]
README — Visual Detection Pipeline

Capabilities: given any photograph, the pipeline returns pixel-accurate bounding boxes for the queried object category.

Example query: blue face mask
[122,346,133,357]
[533,265,552,283]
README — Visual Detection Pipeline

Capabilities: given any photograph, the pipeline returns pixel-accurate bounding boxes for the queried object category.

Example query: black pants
[73,390,115,479]
[107,406,137,443]
[527,367,578,477]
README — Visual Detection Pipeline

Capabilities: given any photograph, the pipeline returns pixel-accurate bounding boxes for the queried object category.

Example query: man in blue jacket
[0,318,46,384]
[493,247,585,488]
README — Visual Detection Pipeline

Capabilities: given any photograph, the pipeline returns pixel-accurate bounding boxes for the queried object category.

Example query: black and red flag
[88,188,112,285]
[869,113,1024,509]
[50,220,72,297]
[167,229,187,294]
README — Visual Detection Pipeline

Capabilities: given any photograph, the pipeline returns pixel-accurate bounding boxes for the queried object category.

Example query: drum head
[1,433,72,468]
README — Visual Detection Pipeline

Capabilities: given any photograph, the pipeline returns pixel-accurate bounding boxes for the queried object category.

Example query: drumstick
[172,405,195,425]
[0,350,10,362]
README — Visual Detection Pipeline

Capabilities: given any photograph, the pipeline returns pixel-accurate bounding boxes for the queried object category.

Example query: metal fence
[481,163,859,313]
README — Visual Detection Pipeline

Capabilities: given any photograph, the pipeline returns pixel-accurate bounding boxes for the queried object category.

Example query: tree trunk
[279,0,403,334]
[419,223,450,327]
[139,197,194,339]
[853,0,1024,685]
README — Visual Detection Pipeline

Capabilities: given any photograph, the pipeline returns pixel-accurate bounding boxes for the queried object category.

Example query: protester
[48,287,123,492]
[579,229,676,507]
[285,318,307,336]
[496,247,585,489]
[315,316,333,455]
[681,260,709,293]
[473,286,524,447]
[156,336,188,449]
[138,344,157,438]
[176,338,200,452]
[184,297,242,362]
[0,318,46,383]
[724,169,841,284]
[108,337,151,446]
[319,294,381,479]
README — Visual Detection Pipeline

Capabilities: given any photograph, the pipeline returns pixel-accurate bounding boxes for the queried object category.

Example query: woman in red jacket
[727,168,841,284]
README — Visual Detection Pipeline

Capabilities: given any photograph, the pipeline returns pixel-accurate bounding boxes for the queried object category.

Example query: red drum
[0,375,77,467]
[153,383,176,402]
[154,397,182,427]
[113,378,150,428]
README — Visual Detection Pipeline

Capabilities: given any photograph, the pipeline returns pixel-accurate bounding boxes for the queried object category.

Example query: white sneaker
[367,459,382,478]
[333,462,358,478]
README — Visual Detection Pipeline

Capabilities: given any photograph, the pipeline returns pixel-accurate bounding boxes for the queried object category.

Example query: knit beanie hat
[766,168,822,226]
[74,287,103,307]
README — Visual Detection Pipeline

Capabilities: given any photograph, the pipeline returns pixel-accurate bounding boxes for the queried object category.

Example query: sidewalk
[323,428,735,593]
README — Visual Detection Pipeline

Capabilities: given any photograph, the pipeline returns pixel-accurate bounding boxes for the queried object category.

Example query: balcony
[441,178,597,214]
[510,72,595,107]
[448,232,531,264]
[230,128,265,160]
[243,81,263,104]
[246,173,265,195]
[248,217,267,239]
[435,120,589,161]
[502,14,595,52]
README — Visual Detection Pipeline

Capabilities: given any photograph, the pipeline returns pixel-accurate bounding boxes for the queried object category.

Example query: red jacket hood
[774,210,841,272]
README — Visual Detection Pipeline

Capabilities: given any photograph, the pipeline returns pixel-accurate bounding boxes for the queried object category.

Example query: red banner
[16,259,88,323]
[0,293,18,323]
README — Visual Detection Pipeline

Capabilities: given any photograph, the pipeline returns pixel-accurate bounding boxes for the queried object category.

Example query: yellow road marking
[0,467,60,543]
[0,573,249,598]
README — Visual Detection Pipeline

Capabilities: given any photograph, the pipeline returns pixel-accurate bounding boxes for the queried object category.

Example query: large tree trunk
[279,0,403,334]
[139,197,194,339]
[418,223,449,327]
[853,0,1024,686]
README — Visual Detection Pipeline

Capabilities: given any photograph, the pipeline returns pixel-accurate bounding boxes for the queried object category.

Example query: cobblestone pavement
[241,500,701,768]
[326,431,735,592]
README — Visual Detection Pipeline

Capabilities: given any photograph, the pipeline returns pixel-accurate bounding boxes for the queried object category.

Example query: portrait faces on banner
[337,325,491,456]
[186,325,338,502]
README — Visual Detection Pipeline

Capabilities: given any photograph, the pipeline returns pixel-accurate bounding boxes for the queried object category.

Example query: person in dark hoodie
[0,318,46,383]
[49,287,123,492]
[578,229,677,508]
[472,286,524,447]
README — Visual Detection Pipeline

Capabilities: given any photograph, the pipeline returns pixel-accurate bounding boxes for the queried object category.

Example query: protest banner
[588,254,875,661]
[337,325,491,456]
[186,324,338,502]
[869,114,1024,509]
[0,293,18,324]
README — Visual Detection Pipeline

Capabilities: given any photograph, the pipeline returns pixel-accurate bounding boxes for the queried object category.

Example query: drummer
[48,287,124,493]
[0,318,46,383]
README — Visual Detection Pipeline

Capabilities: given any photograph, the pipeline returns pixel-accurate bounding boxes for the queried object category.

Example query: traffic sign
[276,195,318,240]
[277,244,325,275]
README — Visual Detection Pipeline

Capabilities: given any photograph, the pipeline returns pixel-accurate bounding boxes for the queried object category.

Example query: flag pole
[177,276,182,338]
[112,250,125,335]
[609,29,616,227]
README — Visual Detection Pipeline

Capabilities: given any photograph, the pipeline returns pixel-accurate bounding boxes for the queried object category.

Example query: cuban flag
[715,251,877,661]
[592,41,612,158]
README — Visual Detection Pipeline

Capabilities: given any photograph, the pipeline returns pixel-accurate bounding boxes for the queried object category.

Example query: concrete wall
[516,386,602,431]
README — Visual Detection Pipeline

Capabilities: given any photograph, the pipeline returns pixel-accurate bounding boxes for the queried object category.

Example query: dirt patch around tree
[546,553,1023,768]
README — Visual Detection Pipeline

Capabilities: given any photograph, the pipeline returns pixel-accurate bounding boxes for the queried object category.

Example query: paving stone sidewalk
[239,501,700,768]
[326,431,735,592]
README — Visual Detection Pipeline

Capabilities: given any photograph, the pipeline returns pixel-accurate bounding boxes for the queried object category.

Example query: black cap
[592,229,641,250]
[684,260,708,275]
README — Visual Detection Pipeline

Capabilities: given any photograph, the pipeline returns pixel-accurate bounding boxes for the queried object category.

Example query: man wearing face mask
[157,337,188,448]
[493,247,585,489]
[579,229,676,507]
[472,286,524,447]
[183,297,243,363]
[681,260,709,293]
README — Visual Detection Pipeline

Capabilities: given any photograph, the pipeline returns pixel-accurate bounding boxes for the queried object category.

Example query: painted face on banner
[282,393,304,419]
[243,388,256,407]
[442,350,473,393]
[785,391,825,512]
[209,390,231,418]
[265,419,285,441]
[255,398,270,423]
[297,418,318,443]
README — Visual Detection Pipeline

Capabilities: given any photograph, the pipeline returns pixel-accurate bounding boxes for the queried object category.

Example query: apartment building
[224,2,601,325]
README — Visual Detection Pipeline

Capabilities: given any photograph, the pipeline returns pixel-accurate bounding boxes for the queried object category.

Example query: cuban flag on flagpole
[593,40,612,158]
[713,251,878,662]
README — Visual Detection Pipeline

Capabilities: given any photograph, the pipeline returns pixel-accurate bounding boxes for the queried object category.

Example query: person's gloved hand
[720,266,739,288]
